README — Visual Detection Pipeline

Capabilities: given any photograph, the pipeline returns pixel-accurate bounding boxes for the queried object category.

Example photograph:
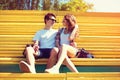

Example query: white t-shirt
[60,29,70,45]
[33,29,57,48]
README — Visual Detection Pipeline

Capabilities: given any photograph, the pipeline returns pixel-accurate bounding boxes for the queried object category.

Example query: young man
[19,13,57,73]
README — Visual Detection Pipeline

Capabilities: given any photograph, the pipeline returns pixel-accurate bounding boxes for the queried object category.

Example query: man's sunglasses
[48,18,56,22]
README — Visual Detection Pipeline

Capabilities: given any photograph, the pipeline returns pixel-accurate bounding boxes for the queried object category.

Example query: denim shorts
[23,48,52,59]
[37,48,52,58]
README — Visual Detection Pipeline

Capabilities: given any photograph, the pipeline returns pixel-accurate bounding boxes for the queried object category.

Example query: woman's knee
[61,44,76,57]
[60,44,68,50]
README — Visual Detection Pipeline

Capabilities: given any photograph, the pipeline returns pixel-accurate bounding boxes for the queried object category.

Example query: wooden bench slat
[0,42,32,45]
[67,72,120,77]
[67,72,120,80]
[1,15,120,24]
[1,10,120,17]
[67,77,120,80]
[0,58,120,66]
[0,73,66,80]
[0,54,119,58]
[0,72,119,80]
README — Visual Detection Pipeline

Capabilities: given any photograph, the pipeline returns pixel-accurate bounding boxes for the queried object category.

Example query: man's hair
[44,13,56,23]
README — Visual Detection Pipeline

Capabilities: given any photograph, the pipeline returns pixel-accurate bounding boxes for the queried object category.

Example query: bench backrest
[0,10,120,58]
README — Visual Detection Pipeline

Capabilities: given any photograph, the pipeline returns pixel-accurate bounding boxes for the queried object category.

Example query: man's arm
[33,40,40,52]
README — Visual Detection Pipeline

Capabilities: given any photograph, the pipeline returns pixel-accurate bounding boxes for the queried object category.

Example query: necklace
[64,28,70,34]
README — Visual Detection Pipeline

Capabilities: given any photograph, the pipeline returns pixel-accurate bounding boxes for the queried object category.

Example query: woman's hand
[69,24,78,40]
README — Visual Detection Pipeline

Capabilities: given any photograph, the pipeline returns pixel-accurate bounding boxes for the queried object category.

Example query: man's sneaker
[19,61,36,73]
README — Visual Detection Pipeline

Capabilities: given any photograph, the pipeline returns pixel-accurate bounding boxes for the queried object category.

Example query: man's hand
[33,44,39,52]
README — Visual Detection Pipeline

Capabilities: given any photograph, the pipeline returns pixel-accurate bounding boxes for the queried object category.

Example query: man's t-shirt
[33,29,57,49]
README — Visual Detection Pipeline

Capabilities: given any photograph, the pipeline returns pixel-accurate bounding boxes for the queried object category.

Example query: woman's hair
[64,14,77,32]
[44,13,56,23]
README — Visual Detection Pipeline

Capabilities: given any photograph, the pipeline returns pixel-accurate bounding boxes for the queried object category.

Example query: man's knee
[25,46,34,55]
[50,47,59,56]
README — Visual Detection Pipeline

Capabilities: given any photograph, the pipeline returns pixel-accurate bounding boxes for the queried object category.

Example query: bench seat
[67,72,120,80]
[0,72,119,80]
[0,10,120,70]
[0,58,120,66]
[0,73,66,80]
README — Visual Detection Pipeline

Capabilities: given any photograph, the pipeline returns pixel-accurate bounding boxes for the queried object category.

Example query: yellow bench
[0,10,120,67]
[67,72,120,80]
[0,72,119,80]
[0,73,66,80]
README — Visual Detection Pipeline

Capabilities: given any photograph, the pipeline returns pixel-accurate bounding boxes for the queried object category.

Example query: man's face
[46,16,56,27]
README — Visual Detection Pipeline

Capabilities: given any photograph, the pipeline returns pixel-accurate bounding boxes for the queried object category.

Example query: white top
[33,29,57,48]
[60,28,78,53]
[60,29,70,45]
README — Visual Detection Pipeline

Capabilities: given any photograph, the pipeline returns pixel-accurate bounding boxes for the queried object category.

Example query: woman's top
[60,28,70,45]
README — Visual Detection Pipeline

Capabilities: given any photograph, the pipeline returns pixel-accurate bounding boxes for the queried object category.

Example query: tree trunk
[31,0,39,10]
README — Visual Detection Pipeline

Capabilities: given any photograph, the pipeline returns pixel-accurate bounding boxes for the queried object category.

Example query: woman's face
[62,18,68,28]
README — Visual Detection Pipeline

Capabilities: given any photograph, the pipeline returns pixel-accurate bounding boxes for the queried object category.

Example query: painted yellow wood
[0,73,66,80]
[67,72,120,80]
[0,10,120,66]
[0,72,119,80]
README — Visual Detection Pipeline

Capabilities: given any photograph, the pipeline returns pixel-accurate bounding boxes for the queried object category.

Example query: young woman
[45,14,79,73]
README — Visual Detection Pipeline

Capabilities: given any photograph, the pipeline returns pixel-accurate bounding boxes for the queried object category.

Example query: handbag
[76,48,94,58]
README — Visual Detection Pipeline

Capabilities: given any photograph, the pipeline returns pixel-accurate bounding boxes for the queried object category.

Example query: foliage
[60,0,93,12]
[0,0,93,12]
[0,0,39,10]
[43,0,59,10]
[43,0,50,10]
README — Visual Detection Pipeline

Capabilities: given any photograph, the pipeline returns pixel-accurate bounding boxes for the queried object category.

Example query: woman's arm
[69,24,78,41]
[55,28,64,48]
[55,30,61,48]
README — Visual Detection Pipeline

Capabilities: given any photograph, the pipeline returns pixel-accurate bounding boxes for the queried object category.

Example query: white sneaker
[45,66,59,74]
[19,61,36,73]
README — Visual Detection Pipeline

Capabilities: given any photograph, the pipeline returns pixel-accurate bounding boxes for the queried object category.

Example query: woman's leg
[46,47,78,72]
[45,44,78,73]
[53,44,77,69]
[64,56,78,72]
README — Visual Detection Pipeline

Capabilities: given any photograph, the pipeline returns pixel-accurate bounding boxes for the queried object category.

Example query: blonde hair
[64,14,77,32]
